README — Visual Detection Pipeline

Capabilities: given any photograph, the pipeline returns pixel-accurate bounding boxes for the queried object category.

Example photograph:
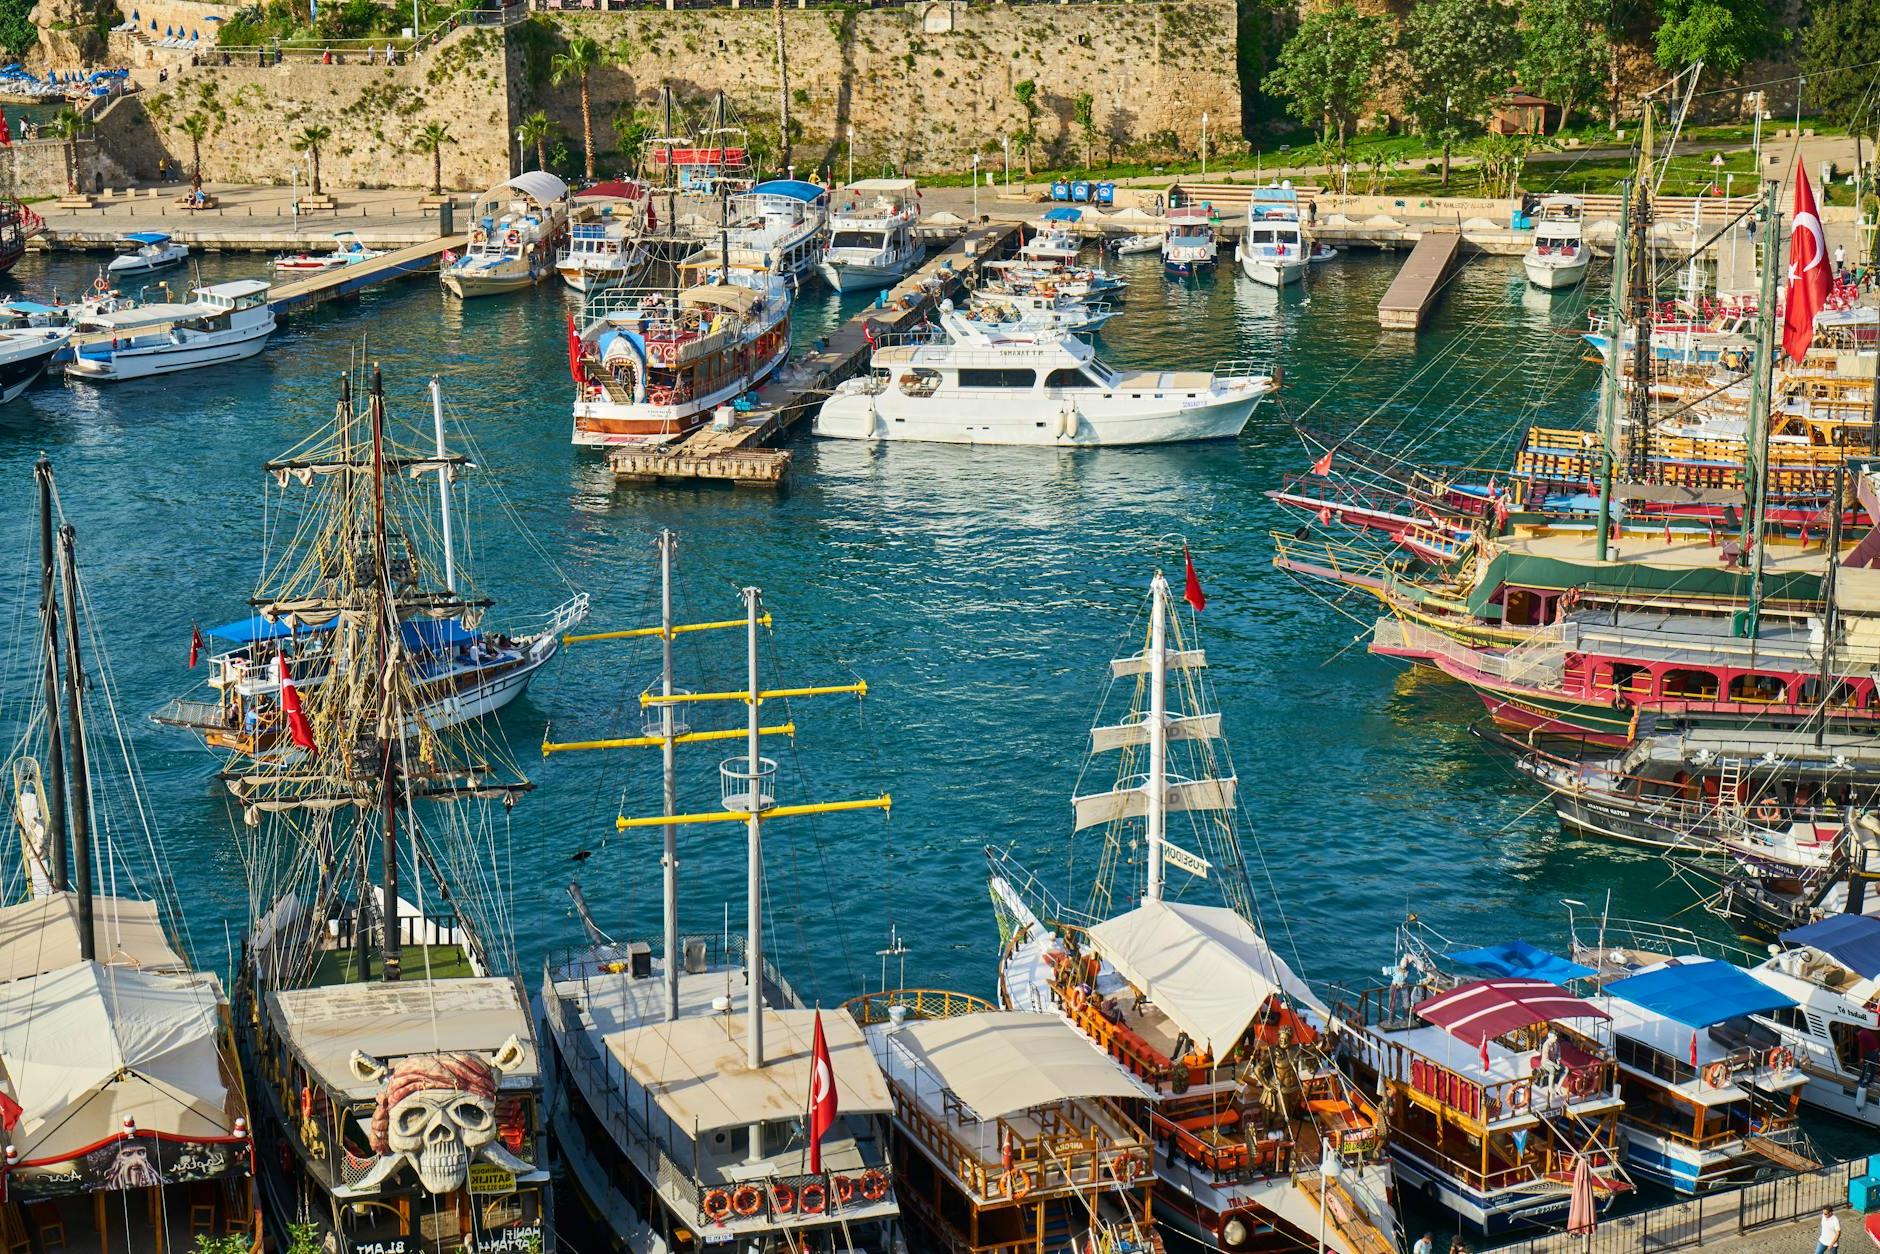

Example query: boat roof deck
[307,942,478,987]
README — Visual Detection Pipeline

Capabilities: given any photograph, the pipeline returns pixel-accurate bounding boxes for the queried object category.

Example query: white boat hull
[572,341,788,448]
[815,384,1269,447]
[818,257,915,293]
[1524,253,1590,290]
[64,321,274,381]
[1236,244,1307,287]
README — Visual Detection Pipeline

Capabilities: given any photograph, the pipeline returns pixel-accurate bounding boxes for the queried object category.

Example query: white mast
[1145,571,1169,903]
[660,530,679,1022]
[429,378,455,593]
[743,585,765,1070]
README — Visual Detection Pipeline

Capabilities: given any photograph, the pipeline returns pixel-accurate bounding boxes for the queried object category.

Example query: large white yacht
[684,179,828,287]
[814,308,1272,446]
[0,325,72,400]
[1523,195,1591,290]
[1236,185,1310,287]
[64,280,274,380]
[818,178,921,292]
[1737,914,1880,1128]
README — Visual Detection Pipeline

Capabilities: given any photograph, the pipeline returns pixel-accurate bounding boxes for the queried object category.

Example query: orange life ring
[1567,1064,1600,1098]
[1003,1168,1030,1200]
[860,1168,889,1202]
[93,274,108,293]
[730,1184,763,1217]
[299,1085,313,1120]
[798,1181,827,1214]
[701,1189,733,1222]
[470,229,486,244]
[1767,1046,1794,1070]
[771,1182,796,1214]
[832,1174,856,1205]
[1702,1061,1729,1088]
[1108,1154,1140,1183]
[1508,1080,1531,1109]
[504,229,520,247]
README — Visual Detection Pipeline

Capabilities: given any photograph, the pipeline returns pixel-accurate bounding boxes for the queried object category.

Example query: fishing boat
[569,267,790,447]
[681,179,829,287]
[0,325,72,400]
[272,230,383,275]
[1235,187,1310,288]
[442,172,571,298]
[556,181,651,294]
[537,534,904,1254]
[0,457,263,1253]
[1161,206,1218,276]
[153,376,587,762]
[106,230,189,275]
[227,367,558,1254]
[64,279,275,380]
[815,310,1272,446]
[988,567,1401,1254]
[1523,196,1591,290]
[819,178,922,292]
[846,988,1164,1254]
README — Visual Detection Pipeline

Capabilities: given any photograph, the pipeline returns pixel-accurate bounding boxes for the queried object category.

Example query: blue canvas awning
[124,231,171,245]
[749,179,826,203]
[1605,958,1795,1028]
[401,619,478,651]
[1452,940,1596,985]
[4,301,58,314]
[207,615,335,644]
[1043,207,1084,222]
[1781,915,1880,979]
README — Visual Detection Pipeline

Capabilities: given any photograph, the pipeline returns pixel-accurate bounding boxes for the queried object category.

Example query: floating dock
[269,234,466,314]
[607,222,1020,488]
[1376,229,1462,331]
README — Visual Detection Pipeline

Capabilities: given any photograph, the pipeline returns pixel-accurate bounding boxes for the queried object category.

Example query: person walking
[1817,1204,1841,1254]
[1413,1233,1433,1254]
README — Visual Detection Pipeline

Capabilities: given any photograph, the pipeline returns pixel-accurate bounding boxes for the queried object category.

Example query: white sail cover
[884,1011,1153,1119]
[1087,899,1326,1053]
[1072,776,1236,831]
[0,962,232,1162]
[0,893,189,984]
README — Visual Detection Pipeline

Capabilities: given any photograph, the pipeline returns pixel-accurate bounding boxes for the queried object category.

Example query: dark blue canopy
[1782,915,1880,979]
[124,231,172,246]
[1605,958,1796,1028]
[207,615,334,643]
[1452,940,1596,984]
[401,619,478,651]
[1043,206,1084,222]
[749,179,826,203]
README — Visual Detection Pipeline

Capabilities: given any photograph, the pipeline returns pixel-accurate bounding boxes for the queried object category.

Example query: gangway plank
[269,233,466,314]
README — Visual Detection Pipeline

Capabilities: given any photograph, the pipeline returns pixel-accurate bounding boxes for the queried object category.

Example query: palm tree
[772,0,790,175]
[291,124,332,197]
[516,111,553,173]
[1013,79,1039,178]
[549,35,602,182]
[179,112,211,191]
[412,122,452,195]
[51,109,83,195]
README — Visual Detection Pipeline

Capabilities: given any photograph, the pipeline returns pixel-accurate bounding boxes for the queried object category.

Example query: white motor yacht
[271,230,381,275]
[1162,206,1218,275]
[64,279,274,380]
[1739,914,1880,1128]
[1524,195,1591,290]
[815,308,1272,446]
[818,178,921,292]
[106,230,188,275]
[0,326,71,400]
[1236,186,1310,287]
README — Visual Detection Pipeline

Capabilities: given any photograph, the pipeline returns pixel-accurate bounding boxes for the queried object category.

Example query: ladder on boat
[1294,1171,1395,1254]
[1744,1135,1819,1173]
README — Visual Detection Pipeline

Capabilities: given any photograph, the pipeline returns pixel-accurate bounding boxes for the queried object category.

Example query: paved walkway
[34,182,456,249]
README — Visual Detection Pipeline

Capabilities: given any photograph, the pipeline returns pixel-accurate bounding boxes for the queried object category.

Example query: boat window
[1610,662,1649,693]
[898,368,940,397]
[1756,1006,1807,1033]
[831,230,885,250]
[1659,669,1719,700]
[1252,229,1276,244]
[1085,360,1119,387]
[1726,673,1787,704]
[1045,368,1089,389]
[958,368,1037,389]
[1797,677,1860,708]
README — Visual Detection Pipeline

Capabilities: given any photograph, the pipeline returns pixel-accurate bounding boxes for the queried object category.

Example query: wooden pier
[607,222,1020,488]
[269,234,466,315]
[1376,229,1463,331]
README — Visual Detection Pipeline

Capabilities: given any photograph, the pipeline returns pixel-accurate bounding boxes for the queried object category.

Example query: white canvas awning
[883,1012,1152,1119]
[495,170,569,206]
[1087,899,1325,1053]
[605,1008,891,1132]
[0,962,232,1163]
[0,893,189,984]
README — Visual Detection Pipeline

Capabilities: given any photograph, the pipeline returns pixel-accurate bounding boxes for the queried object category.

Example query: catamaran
[819,178,921,292]
[989,567,1401,1254]
[537,533,905,1254]
[442,172,571,298]
[226,368,558,1254]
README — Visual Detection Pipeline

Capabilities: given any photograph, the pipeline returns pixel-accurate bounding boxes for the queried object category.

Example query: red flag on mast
[565,313,587,386]
[1688,1030,1699,1070]
[188,623,203,669]
[1311,448,1334,477]
[0,1088,19,1131]
[1182,547,1207,613]
[277,655,317,757]
[1783,166,1830,363]
[807,1009,837,1175]
[1479,1034,1491,1073]
[0,113,14,149]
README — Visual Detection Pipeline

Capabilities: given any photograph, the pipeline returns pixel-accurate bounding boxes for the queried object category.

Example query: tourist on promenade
[1817,1204,1840,1254]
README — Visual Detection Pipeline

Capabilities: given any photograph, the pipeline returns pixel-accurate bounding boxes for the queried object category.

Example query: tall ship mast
[990,562,1402,1254]
[0,458,262,1253]
[538,532,906,1254]
[227,369,557,1254]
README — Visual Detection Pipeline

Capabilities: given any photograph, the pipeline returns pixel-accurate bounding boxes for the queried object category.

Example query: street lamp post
[972,152,979,220]
[1002,136,1009,189]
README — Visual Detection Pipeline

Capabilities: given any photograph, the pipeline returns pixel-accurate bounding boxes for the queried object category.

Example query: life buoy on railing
[771,1182,796,1214]
[1566,1064,1600,1098]
[1702,1061,1730,1089]
[647,384,675,406]
[1767,1046,1795,1071]
[1002,1167,1031,1200]
[730,1184,764,1217]
[859,1168,889,1201]
[504,229,521,247]
[797,1181,827,1214]
[832,1174,856,1205]
[1107,1154,1141,1183]
[93,274,108,293]
[1507,1080,1531,1109]
[701,1189,733,1223]
[470,229,486,245]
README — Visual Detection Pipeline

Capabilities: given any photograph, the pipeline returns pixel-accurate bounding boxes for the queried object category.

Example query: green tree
[1652,0,1779,72]
[550,34,602,182]
[178,112,211,190]
[1013,78,1039,177]
[1262,2,1389,153]
[772,0,791,174]
[291,123,332,197]
[0,0,36,60]
[1072,92,1098,170]
[1798,0,1880,127]
[610,105,650,174]
[1518,0,1610,133]
[516,111,553,173]
[51,108,83,195]
[412,121,452,195]
[1403,0,1521,187]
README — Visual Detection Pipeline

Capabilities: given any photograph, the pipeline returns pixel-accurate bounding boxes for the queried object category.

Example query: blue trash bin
[1096,181,1116,206]
[1051,181,1071,201]
[1072,181,1091,202]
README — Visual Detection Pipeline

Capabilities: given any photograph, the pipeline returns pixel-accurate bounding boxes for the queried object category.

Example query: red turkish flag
[1182,547,1207,613]
[807,1010,837,1175]
[565,313,586,386]
[1480,1034,1491,1073]
[0,1088,20,1131]
[1312,448,1334,476]
[0,113,14,149]
[277,655,317,757]
[188,623,203,669]
[1689,1030,1699,1070]
[1783,167,1830,362]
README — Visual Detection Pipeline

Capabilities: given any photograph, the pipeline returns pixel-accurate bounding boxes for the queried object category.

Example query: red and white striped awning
[1413,978,1608,1045]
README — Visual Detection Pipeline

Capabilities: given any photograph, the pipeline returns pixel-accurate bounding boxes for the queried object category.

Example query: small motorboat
[1108,233,1162,256]
[106,231,188,275]
[1309,243,1338,263]
[272,231,382,275]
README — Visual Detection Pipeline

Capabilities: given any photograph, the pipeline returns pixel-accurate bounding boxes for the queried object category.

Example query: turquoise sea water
[0,245,1727,1018]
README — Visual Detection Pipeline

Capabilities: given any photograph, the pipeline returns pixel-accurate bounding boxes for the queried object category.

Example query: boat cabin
[465,171,570,260]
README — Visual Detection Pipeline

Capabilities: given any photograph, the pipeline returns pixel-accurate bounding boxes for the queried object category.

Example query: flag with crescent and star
[807,1008,837,1175]
[1783,166,1830,363]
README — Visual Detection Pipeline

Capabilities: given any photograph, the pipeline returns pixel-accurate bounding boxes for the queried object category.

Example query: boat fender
[1272,365,1284,389]
[859,1168,890,1201]
[797,1181,827,1214]
[701,1189,733,1223]
[1701,1061,1729,1088]
[730,1184,764,1217]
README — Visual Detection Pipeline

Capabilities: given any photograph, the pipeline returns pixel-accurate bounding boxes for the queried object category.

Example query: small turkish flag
[1312,448,1334,477]
[807,1009,837,1175]
[1689,1030,1699,1070]
[1318,505,1334,526]
[1783,166,1831,363]
[565,313,586,386]
[0,1088,20,1131]
[0,113,14,149]
[1182,547,1207,613]
[188,623,203,669]
[277,655,317,757]
[1480,1034,1491,1073]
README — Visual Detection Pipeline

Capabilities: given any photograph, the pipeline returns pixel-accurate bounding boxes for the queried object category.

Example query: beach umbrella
[1566,1154,1596,1235]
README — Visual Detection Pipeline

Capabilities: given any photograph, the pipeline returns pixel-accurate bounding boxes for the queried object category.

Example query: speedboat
[1161,206,1218,275]
[442,171,571,298]
[815,308,1273,446]
[1108,232,1162,256]
[0,326,71,400]
[1236,186,1310,287]
[964,289,1114,334]
[1524,196,1591,290]
[271,230,381,275]
[819,178,921,293]
[65,279,274,381]
[106,231,188,275]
